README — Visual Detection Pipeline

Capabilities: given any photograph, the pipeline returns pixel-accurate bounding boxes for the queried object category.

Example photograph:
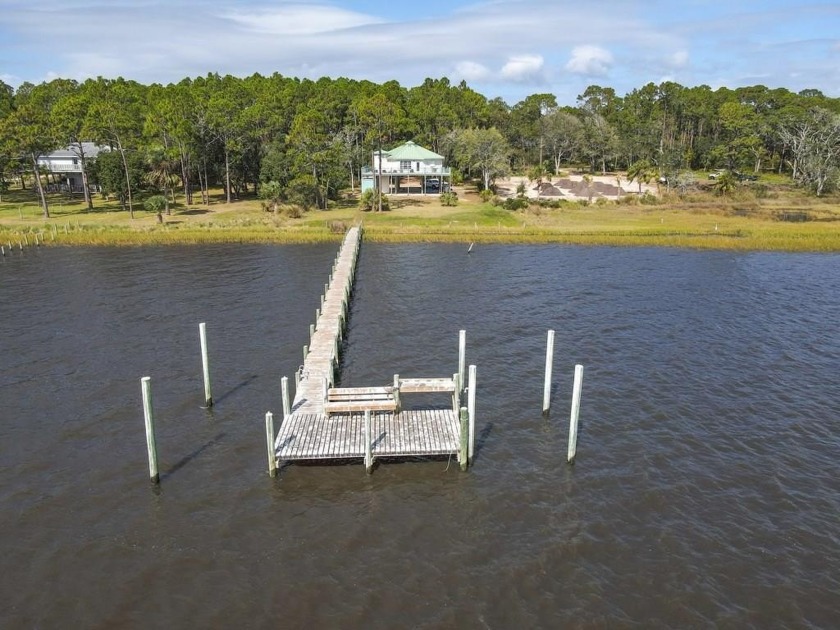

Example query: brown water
[1,243,838,628]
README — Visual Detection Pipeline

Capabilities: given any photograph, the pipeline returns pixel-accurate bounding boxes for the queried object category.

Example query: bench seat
[398,378,456,394]
[325,386,397,415]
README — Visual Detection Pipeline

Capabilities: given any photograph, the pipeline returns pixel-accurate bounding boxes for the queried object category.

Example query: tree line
[1,73,839,218]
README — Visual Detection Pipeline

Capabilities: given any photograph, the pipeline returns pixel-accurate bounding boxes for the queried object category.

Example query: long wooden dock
[271,227,476,473]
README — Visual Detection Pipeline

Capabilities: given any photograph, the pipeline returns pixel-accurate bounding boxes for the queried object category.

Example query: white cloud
[222,4,384,36]
[565,45,614,76]
[500,55,544,81]
[455,61,491,82]
[669,50,689,68]
[1,73,22,87]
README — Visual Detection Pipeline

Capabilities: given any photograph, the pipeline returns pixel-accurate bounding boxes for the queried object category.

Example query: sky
[1,0,839,105]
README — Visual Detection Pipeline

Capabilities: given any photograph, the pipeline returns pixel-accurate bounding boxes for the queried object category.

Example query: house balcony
[38,162,83,173]
[362,166,451,177]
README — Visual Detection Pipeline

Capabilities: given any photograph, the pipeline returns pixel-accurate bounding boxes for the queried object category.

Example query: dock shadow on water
[1,244,839,628]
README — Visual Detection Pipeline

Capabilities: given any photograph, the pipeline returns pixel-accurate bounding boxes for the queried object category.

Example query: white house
[37,142,107,193]
[361,141,451,195]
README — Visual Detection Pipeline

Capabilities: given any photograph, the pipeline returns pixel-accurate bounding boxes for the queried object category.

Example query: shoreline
[2,222,838,252]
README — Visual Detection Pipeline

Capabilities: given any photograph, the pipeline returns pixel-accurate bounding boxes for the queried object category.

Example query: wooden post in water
[199,322,213,407]
[393,374,401,412]
[567,364,584,464]
[141,377,160,484]
[459,406,469,471]
[458,330,466,393]
[1,246,4,257]
[542,329,555,416]
[309,324,315,343]
[303,345,308,361]
[281,376,291,419]
[364,410,373,474]
[294,368,301,395]
[468,365,477,463]
[265,412,277,477]
[315,308,320,325]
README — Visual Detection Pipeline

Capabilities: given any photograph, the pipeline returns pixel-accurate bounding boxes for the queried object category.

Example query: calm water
[1,242,838,628]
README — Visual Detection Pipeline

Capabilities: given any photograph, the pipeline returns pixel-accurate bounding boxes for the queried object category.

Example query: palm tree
[145,149,180,214]
[626,159,655,194]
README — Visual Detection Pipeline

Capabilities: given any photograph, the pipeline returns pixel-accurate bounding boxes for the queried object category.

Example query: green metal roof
[384,141,443,161]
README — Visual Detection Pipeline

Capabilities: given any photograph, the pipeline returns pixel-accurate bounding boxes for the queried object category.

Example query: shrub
[144,195,167,222]
[503,197,529,211]
[359,189,390,211]
[479,189,494,203]
[440,191,459,206]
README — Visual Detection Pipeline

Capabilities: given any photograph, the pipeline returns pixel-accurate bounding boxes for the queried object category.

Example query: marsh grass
[1,183,838,252]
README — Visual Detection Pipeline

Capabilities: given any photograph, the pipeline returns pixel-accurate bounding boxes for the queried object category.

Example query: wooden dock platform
[271,226,475,473]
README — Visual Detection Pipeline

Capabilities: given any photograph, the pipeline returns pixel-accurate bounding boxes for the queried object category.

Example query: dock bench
[325,386,397,415]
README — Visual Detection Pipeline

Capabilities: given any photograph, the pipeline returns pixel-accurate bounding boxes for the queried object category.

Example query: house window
[72,158,78,165]
[400,160,411,171]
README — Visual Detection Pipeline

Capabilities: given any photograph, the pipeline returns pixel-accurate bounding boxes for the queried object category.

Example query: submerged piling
[468,364,477,463]
[199,322,213,407]
[567,364,584,463]
[141,377,160,484]
[265,412,277,477]
[364,410,373,474]
[543,329,555,416]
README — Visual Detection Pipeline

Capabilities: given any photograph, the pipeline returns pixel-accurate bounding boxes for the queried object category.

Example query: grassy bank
[1,182,839,252]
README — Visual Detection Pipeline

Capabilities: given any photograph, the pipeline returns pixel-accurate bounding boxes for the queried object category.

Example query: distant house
[361,141,451,195]
[36,142,107,193]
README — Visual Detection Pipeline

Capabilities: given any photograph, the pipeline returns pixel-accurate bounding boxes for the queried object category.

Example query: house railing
[375,166,451,176]
[38,162,83,172]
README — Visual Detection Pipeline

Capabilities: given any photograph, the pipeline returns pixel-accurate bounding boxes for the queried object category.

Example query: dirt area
[495,174,658,200]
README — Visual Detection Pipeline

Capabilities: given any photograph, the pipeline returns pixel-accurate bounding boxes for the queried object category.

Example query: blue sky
[1,0,838,105]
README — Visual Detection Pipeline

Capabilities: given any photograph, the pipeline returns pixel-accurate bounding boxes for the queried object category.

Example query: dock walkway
[272,227,475,472]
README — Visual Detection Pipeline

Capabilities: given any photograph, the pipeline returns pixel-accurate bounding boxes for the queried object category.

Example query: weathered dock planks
[271,226,472,470]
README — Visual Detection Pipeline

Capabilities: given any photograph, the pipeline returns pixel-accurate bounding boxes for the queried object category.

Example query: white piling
[364,410,373,474]
[567,364,584,463]
[542,329,555,416]
[265,412,277,477]
[281,376,291,419]
[199,322,213,407]
[458,330,466,392]
[468,364,477,462]
[303,345,308,361]
[309,323,315,342]
[141,377,159,484]
[459,407,469,471]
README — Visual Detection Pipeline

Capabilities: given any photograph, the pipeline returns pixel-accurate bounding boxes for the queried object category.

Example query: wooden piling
[468,365,477,462]
[199,322,213,407]
[141,377,159,484]
[309,323,315,343]
[364,410,373,474]
[281,376,291,419]
[265,412,277,477]
[458,330,466,392]
[303,345,308,361]
[567,364,584,463]
[459,406,469,471]
[542,329,555,416]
